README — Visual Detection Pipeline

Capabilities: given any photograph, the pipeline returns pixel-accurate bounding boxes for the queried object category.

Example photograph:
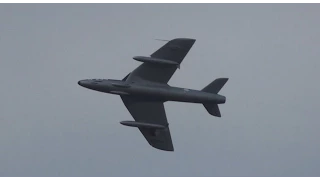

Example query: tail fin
[203,103,221,117]
[202,78,228,94]
[202,78,228,117]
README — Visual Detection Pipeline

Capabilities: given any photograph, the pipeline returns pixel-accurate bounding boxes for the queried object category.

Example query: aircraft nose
[78,80,88,87]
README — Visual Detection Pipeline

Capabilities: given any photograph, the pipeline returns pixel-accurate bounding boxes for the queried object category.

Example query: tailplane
[202,78,228,117]
[203,103,221,117]
[202,78,228,94]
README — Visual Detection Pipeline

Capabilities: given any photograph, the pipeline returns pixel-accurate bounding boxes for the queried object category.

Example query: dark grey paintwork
[133,56,180,67]
[120,121,167,129]
[78,38,228,151]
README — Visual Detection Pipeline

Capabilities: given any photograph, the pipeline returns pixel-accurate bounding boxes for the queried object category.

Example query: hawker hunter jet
[78,38,228,151]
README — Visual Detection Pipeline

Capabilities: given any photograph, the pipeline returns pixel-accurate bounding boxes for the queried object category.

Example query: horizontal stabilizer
[202,78,228,94]
[120,121,167,129]
[203,103,221,117]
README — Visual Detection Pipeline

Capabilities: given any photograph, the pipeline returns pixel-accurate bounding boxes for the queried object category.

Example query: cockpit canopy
[90,79,105,82]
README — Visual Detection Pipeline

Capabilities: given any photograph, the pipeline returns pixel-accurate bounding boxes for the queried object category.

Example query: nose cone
[78,80,91,88]
[78,80,84,87]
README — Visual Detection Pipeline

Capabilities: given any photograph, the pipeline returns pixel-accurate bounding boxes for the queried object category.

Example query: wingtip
[148,140,174,152]
[151,145,174,152]
[155,38,196,42]
[173,38,196,42]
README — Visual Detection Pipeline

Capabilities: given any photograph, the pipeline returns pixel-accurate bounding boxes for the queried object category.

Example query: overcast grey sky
[0,4,320,176]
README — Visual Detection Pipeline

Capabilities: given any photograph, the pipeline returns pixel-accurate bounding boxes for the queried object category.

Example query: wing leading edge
[126,38,196,84]
[121,96,174,151]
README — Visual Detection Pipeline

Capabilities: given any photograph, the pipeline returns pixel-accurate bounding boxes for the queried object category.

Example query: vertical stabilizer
[202,78,228,94]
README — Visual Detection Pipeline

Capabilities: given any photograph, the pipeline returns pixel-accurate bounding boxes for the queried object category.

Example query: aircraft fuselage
[78,79,226,104]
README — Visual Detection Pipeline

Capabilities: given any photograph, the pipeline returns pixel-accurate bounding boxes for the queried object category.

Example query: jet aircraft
[78,38,228,151]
